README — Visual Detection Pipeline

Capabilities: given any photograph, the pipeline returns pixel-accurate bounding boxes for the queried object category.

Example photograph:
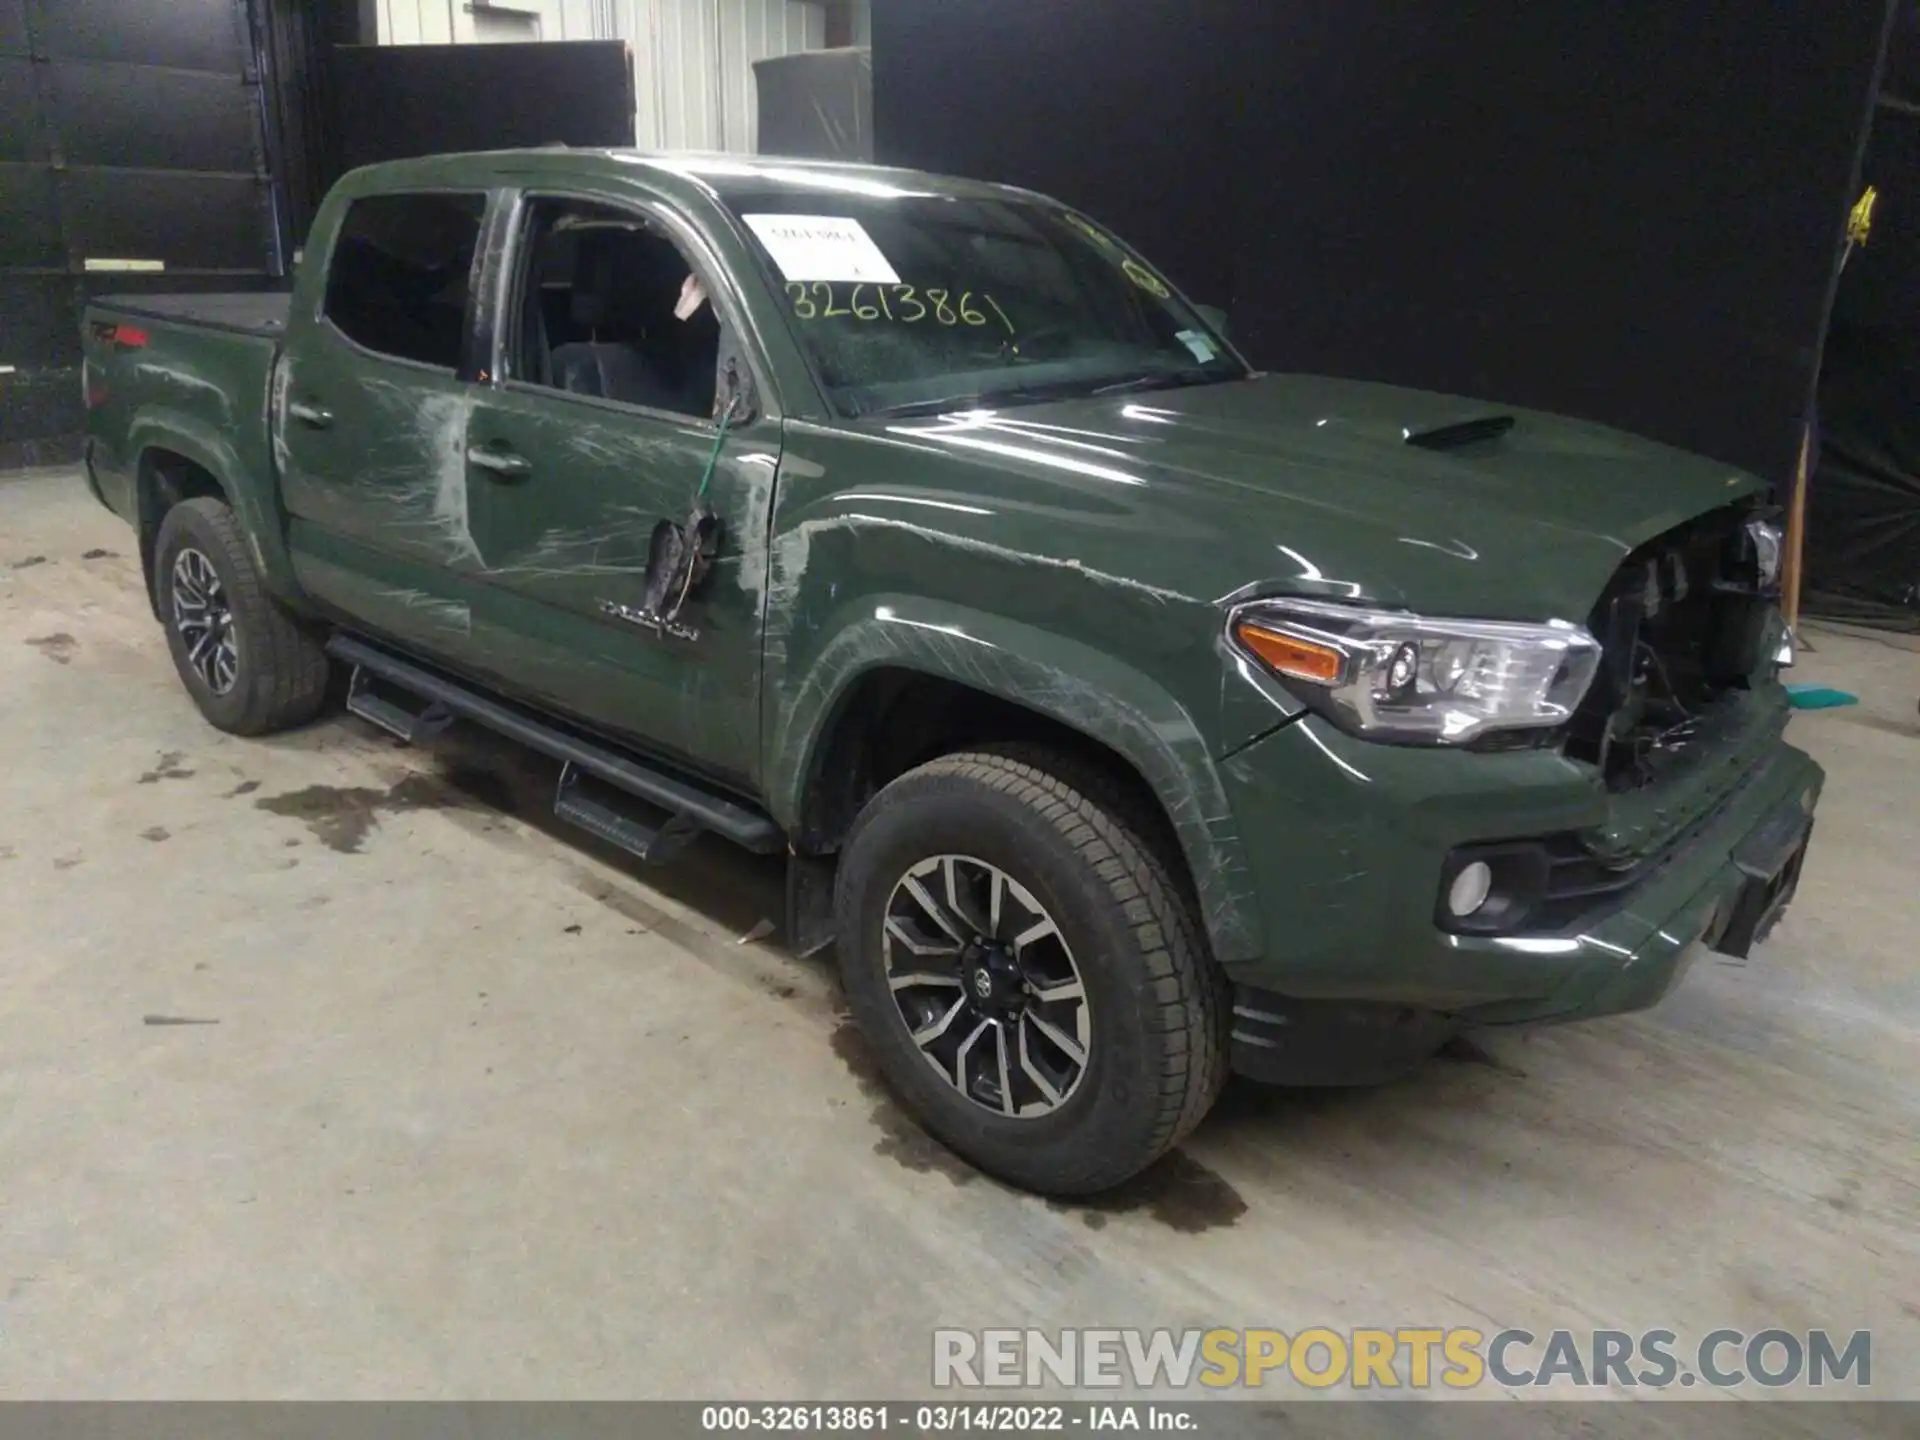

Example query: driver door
[459,187,781,787]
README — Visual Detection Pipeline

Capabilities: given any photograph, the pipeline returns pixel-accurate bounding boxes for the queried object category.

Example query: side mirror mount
[1196,304,1230,341]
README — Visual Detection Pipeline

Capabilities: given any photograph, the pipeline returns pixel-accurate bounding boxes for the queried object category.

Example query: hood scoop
[1404,414,1516,451]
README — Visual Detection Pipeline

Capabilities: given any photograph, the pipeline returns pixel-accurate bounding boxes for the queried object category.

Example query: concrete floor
[1,464,1916,1407]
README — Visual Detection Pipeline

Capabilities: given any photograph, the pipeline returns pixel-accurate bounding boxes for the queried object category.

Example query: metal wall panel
[0,0,29,55]
[376,0,606,45]
[32,0,247,70]
[633,0,823,151]
[0,0,278,457]
[0,56,45,160]
[377,0,823,152]
[49,59,260,172]
[0,274,78,369]
[0,163,61,266]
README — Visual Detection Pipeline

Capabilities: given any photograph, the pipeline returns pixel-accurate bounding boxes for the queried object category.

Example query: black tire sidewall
[154,502,257,731]
[836,765,1169,1190]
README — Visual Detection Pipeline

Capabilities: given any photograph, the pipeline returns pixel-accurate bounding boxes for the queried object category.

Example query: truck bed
[94,292,291,339]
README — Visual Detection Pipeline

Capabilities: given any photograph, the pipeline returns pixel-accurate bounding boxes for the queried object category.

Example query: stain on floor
[80,549,118,560]
[11,556,48,570]
[25,633,76,664]
[830,1017,981,1188]
[828,1015,1250,1229]
[575,875,666,932]
[138,826,169,842]
[138,751,195,785]
[1047,1151,1248,1234]
[223,780,261,798]
[253,773,487,854]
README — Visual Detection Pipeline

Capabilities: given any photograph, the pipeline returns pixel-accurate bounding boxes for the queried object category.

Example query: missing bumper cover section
[1229,991,1457,1085]
[1712,808,1813,959]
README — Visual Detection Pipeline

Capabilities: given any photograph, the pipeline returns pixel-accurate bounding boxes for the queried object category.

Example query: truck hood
[880,372,1765,621]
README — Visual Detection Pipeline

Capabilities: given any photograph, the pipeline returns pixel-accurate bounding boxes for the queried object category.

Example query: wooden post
[1782,424,1812,629]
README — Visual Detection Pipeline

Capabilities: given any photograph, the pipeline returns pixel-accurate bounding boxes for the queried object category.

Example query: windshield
[721,189,1248,418]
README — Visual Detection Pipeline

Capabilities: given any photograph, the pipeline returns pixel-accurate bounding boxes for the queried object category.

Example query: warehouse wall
[373,0,824,152]
[633,0,824,152]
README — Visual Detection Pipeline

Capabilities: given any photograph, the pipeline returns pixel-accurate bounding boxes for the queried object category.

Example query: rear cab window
[322,192,487,370]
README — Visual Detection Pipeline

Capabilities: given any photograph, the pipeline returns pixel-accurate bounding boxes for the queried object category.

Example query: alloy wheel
[170,546,240,695]
[882,854,1091,1118]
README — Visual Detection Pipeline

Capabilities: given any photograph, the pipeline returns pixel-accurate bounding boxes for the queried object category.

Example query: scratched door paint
[277,190,490,660]
[459,387,781,787]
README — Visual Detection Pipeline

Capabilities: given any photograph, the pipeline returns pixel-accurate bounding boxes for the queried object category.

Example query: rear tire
[834,748,1229,1195]
[154,497,331,736]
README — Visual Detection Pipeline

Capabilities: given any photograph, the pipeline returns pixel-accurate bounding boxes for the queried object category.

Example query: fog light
[1447,860,1494,917]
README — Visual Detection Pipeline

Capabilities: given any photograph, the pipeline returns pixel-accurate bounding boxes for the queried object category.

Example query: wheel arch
[128,411,297,619]
[769,598,1264,965]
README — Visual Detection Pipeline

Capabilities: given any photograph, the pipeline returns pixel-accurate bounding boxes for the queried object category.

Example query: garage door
[0,0,281,465]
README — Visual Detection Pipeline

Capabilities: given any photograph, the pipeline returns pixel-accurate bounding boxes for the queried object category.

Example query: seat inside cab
[517,207,720,419]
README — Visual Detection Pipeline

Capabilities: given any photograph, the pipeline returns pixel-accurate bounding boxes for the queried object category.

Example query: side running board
[327,633,784,862]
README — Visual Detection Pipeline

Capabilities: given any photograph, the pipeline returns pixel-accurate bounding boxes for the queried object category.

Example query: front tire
[834,749,1229,1195]
[154,497,330,735]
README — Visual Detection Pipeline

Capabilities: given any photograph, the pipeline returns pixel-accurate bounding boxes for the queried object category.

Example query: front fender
[128,407,299,603]
[768,594,1264,964]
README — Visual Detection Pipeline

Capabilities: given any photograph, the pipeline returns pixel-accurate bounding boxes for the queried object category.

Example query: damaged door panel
[277,189,491,659]
[456,187,779,783]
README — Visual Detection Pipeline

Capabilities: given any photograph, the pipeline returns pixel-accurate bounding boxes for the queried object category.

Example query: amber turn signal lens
[1235,621,1345,685]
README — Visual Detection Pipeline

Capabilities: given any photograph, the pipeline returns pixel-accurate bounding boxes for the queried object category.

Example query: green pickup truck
[81,150,1821,1194]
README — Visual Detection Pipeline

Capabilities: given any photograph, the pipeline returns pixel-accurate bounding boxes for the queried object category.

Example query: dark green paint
[82,149,1817,1013]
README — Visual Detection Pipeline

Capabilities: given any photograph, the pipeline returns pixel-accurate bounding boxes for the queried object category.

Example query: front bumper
[1217,700,1824,1046]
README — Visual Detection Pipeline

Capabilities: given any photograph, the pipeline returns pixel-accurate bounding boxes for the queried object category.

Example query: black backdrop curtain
[874,0,1895,495]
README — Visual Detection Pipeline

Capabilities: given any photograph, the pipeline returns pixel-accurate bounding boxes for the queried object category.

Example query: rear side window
[323,192,486,369]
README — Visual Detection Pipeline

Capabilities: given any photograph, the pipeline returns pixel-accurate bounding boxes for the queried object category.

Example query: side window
[322,192,486,370]
[506,197,723,419]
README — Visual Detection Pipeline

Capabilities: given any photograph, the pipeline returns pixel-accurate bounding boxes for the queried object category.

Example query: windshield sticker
[1176,329,1218,363]
[743,214,901,284]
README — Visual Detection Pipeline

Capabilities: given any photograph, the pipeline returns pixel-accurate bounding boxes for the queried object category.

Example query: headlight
[1230,598,1603,745]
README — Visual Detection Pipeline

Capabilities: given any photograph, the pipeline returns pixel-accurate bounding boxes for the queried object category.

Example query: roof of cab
[340,148,1048,209]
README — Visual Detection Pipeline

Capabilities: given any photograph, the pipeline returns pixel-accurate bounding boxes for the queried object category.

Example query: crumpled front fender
[768,594,1265,965]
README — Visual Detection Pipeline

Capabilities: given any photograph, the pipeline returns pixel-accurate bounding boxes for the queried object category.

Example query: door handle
[288,400,333,428]
[468,445,531,478]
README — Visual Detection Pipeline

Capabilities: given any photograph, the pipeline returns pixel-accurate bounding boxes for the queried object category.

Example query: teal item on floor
[1785,684,1860,710]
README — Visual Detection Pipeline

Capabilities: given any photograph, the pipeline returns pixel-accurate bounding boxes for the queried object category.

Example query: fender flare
[127,408,299,602]
[768,595,1264,964]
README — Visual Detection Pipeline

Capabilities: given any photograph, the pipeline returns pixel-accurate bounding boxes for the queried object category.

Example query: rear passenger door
[457,187,782,787]
[278,189,490,659]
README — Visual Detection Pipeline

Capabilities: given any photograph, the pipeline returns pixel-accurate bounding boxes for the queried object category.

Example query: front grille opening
[1565,505,1780,791]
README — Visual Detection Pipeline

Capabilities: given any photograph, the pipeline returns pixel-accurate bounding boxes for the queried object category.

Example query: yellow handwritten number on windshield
[787,283,1014,336]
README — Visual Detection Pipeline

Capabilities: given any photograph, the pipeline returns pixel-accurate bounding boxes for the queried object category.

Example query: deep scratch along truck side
[82,151,1822,1194]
